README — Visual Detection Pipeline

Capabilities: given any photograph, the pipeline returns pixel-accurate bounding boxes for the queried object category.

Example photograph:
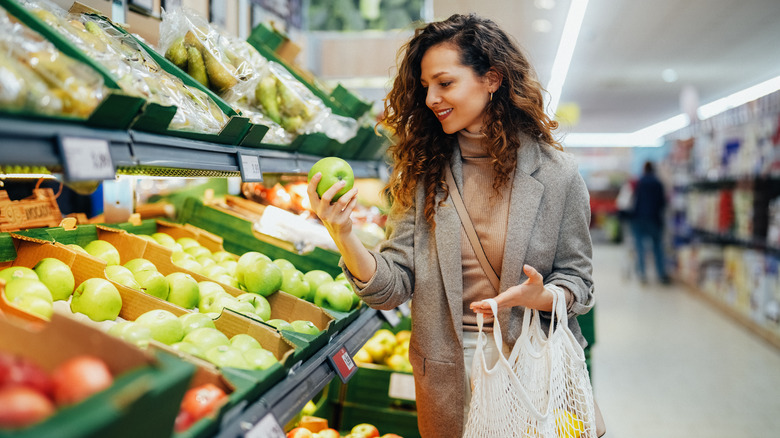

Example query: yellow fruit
[554,409,584,437]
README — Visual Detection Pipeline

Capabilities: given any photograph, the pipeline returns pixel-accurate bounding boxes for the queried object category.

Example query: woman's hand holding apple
[307,172,359,242]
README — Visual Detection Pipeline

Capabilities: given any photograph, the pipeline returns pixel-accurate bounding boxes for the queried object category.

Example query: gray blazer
[341,137,595,438]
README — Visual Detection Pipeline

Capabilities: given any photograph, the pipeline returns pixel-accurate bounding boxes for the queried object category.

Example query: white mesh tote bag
[464,286,598,438]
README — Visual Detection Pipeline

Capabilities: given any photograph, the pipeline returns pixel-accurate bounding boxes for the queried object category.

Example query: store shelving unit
[0,113,394,434]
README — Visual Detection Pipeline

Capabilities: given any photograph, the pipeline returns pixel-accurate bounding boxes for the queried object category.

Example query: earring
[490,92,493,102]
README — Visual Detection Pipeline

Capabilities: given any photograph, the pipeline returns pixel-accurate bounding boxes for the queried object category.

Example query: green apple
[265,319,293,331]
[32,258,75,301]
[71,278,122,322]
[235,252,270,283]
[272,258,296,273]
[182,327,230,352]
[243,348,278,370]
[185,246,212,259]
[196,255,216,268]
[229,334,262,353]
[11,294,53,319]
[151,232,177,248]
[124,258,157,274]
[83,240,121,266]
[308,157,355,202]
[134,309,184,345]
[280,270,311,301]
[237,256,283,297]
[65,244,88,254]
[314,281,354,312]
[236,293,272,321]
[107,321,153,349]
[134,269,169,300]
[334,272,347,282]
[105,265,142,290]
[215,275,239,289]
[0,266,38,283]
[172,258,203,274]
[211,251,236,263]
[304,270,334,302]
[4,278,53,304]
[201,264,229,280]
[179,312,216,335]
[205,345,250,369]
[224,299,256,315]
[290,320,321,335]
[165,272,200,309]
[170,341,203,358]
[199,281,227,299]
[175,237,201,250]
[218,260,238,276]
[136,234,157,244]
[171,250,195,263]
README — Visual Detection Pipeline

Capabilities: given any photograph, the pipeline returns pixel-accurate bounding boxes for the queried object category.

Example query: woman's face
[420,43,492,135]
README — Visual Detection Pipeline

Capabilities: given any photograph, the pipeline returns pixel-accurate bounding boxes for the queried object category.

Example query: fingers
[523,264,543,283]
[469,300,494,316]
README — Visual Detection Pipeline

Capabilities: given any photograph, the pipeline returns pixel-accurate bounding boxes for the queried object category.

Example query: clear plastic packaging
[20,0,229,133]
[0,6,106,118]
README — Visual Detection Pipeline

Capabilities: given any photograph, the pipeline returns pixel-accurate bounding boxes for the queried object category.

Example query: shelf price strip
[245,412,286,438]
[58,136,115,182]
[328,345,358,383]
[238,151,263,182]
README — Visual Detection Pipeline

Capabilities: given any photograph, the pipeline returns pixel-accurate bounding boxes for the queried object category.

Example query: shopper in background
[307,13,594,437]
[631,160,671,284]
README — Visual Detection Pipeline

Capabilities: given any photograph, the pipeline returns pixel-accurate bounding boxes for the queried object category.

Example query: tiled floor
[590,243,780,438]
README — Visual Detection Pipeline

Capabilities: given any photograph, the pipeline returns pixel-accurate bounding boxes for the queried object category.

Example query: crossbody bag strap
[444,165,501,292]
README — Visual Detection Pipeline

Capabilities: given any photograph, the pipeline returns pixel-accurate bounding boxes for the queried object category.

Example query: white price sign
[245,413,286,438]
[238,152,263,182]
[59,136,115,182]
[388,372,416,401]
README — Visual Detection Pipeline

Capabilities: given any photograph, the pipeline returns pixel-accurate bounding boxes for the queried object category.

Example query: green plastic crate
[338,403,420,438]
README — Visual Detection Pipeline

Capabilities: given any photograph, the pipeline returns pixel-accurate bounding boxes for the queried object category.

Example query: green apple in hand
[165,272,200,309]
[308,157,355,202]
[205,345,250,369]
[107,321,153,349]
[229,334,262,353]
[105,265,141,290]
[134,269,169,300]
[124,258,157,274]
[290,320,321,335]
[243,348,278,370]
[134,309,183,345]
[71,278,122,322]
[4,278,53,304]
[280,270,311,301]
[32,258,75,301]
[236,293,272,321]
[179,312,216,335]
[314,282,354,312]
[182,327,230,352]
[0,266,38,283]
[83,240,121,266]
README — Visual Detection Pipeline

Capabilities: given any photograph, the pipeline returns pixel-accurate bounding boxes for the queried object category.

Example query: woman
[308,13,594,437]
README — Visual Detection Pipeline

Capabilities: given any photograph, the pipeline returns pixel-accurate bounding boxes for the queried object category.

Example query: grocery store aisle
[589,244,780,438]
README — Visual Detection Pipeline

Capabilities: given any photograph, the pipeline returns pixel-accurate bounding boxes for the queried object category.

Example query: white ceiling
[314,0,780,144]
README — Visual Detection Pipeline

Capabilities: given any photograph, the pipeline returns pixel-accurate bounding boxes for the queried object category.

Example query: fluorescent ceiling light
[546,0,589,116]
[565,74,780,147]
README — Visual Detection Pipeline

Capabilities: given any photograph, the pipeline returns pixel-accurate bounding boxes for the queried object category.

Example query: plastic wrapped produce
[0,6,106,118]
[20,0,229,133]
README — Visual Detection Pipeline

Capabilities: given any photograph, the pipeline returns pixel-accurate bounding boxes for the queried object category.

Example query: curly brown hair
[380,13,561,227]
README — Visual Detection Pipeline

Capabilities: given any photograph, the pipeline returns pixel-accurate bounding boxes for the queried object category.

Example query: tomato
[50,355,113,406]
[0,386,55,429]
[179,383,227,425]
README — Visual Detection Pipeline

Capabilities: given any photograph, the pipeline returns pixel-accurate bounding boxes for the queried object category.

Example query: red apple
[380,434,404,438]
[0,352,52,398]
[178,383,227,428]
[51,355,113,406]
[0,386,55,429]
[317,428,340,438]
[351,423,380,438]
[287,427,314,438]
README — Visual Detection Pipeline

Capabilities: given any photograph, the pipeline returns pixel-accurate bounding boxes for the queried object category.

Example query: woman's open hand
[469,264,554,317]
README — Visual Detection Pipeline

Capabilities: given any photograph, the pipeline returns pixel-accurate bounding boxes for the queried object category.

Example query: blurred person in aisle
[631,160,671,284]
[307,13,594,437]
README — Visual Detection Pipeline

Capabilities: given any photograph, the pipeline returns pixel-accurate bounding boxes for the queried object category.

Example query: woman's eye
[440,81,451,87]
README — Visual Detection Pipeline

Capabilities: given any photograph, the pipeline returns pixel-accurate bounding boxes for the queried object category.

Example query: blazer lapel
[435,149,465,344]
[499,140,545,295]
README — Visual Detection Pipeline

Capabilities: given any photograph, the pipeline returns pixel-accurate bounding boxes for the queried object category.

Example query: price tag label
[245,413,286,438]
[380,309,401,327]
[238,152,263,182]
[388,372,416,401]
[328,346,357,383]
[58,136,114,182]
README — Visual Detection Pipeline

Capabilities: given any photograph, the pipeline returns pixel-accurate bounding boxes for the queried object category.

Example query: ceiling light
[535,0,556,10]
[545,0,589,116]
[698,74,780,119]
[532,19,552,33]
[662,68,678,83]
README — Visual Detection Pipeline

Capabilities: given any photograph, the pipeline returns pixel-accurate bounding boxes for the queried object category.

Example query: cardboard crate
[0,312,195,438]
[0,189,62,232]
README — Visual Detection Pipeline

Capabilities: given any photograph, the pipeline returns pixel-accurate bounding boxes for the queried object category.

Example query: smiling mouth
[435,108,452,120]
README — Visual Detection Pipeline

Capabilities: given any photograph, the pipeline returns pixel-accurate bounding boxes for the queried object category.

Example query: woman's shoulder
[519,134,580,176]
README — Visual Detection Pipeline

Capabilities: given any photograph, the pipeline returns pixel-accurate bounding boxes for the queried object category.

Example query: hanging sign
[328,345,357,383]
[238,152,263,182]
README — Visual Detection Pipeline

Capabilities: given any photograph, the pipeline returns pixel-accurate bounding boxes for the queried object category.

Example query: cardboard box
[0,312,195,438]
[0,189,62,232]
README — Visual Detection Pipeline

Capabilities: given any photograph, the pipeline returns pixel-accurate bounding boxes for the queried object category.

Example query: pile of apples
[0,352,114,429]
[288,422,402,438]
[353,329,412,373]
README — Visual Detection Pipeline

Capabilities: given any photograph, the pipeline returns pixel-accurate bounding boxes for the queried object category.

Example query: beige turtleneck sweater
[457,130,513,332]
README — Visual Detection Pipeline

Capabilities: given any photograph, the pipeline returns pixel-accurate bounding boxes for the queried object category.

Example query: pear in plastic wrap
[256,75,281,124]
[166,36,188,69]
[184,31,237,92]
[187,46,208,87]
